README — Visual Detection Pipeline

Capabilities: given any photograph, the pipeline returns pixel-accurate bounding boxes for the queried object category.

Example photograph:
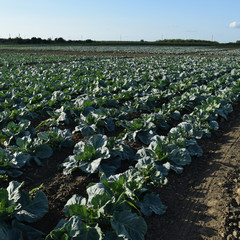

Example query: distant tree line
[0,37,239,46]
[0,37,94,45]
[155,39,219,46]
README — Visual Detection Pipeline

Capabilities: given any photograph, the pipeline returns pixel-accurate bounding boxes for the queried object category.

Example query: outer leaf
[33,157,44,167]
[63,195,87,218]
[0,189,15,220]
[100,157,121,177]
[185,139,203,157]
[0,221,12,240]
[73,142,85,155]
[81,125,96,137]
[12,220,44,240]
[105,119,115,132]
[16,136,31,149]
[61,156,78,175]
[78,158,102,174]
[77,224,103,240]
[7,181,23,202]
[45,219,70,240]
[87,183,113,214]
[209,120,219,131]
[169,147,191,166]
[45,231,69,240]
[59,216,82,238]
[89,134,108,149]
[103,231,124,240]
[137,130,155,145]
[135,157,169,185]
[15,191,49,223]
[111,210,147,240]
[57,112,70,124]
[73,124,96,137]
[87,183,106,205]
[140,193,167,216]
[11,152,31,168]
[170,164,183,174]
[178,122,194,137]
[5,169,23,178]
[0,217,44,240]
[0,226,23,240]
[120,145,135,161]
[82,106,95,117]
[106,99,118,107]
[35,144,53,159]
[169,110,181,120]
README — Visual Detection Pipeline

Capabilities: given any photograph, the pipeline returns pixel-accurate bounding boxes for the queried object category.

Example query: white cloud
[229,21,240,28]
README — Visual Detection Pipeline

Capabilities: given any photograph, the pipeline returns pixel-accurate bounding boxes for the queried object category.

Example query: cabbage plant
[0,147,30,177]
[118,119,156,145]
[0,181,48,240]
[7,135,53,167]
[61,134,110,174]
[47,169,166,240]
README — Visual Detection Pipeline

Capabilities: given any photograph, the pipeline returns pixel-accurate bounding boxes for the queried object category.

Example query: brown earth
[146,102,240,240]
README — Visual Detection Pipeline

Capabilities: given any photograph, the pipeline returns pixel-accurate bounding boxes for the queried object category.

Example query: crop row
[1,45,240,56]
[0,54,240,239]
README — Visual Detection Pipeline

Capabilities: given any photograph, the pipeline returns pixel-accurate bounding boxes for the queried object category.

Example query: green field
[0,47,240,239]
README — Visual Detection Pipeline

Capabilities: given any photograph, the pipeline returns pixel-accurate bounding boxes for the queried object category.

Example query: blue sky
[0,0,240,43]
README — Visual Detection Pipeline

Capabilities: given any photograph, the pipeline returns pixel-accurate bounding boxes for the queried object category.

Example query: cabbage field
[1,45,240,56]
[0,49,240,239]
